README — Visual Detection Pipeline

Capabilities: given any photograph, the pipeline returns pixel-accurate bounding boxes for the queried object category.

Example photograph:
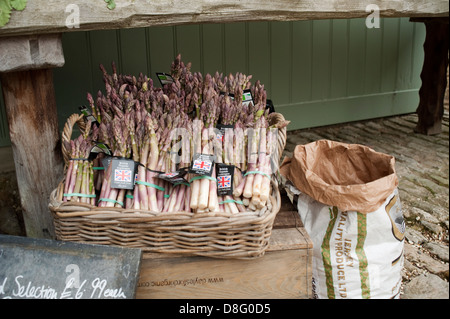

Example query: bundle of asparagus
[62,120,97,205]
[62,54,289,214]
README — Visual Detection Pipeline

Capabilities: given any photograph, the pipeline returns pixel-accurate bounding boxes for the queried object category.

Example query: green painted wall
[0,18,425,146]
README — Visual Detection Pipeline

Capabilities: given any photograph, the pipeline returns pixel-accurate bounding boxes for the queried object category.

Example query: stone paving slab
[283,109,449,299]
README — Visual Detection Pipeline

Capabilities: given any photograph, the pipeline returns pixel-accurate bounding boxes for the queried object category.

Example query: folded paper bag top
[279,140,398,213]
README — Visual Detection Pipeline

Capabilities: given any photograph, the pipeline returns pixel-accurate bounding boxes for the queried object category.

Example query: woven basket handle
[268,112,288,168]
[61,113,87,166]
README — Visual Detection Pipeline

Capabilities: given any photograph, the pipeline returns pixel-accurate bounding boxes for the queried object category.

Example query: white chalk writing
[0,270,127,299]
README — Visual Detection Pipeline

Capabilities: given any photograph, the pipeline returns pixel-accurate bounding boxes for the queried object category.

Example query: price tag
[79,106,99,126]
[242,89,254,106]
[157,170,188,184]
[189,153,215,177]
[220,90,253,107]
[88,142,112,161]
[156,72,175,86]
[216,163,234,196]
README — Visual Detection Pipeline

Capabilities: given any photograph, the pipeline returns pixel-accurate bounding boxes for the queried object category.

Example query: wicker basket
[50,112,287,259]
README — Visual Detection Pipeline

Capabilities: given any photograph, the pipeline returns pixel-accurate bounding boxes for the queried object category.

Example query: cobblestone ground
[283,108,449,299]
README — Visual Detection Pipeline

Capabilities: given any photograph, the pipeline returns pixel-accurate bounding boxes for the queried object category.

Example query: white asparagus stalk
[115,189,126,208]
[208,165,218,212]
[133,181,140,210]
[125,190,133,208]
[243,168,255,198]
[137,140,150,210]
[166,187,178,212]
[233,175,246,197]
[173,184,187,211]
[259,156,271,202]
[256,198,267,210]
[218,195,225,212]
[234,196,246,212]
[184,185,191,212]
[224,196,239,214]
[190,121,202,210]
[243,127,259,198]
[260,128,275,202]
[198,177,210,209]
[251,194,261,207]
[224,201,231,214]
[147,128,160,212]
[190,175,200,209]
[197,129,210,210]
[252,128,266,197]
[163,181,171,208]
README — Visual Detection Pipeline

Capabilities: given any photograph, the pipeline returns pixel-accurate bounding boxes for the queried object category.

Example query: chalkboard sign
[0,235,142,299]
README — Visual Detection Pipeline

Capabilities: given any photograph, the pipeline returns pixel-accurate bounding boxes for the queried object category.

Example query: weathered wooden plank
[0,34,64,73]
[0,0,448,38]
[137,248,311,299]
[136,228,312,299]
[0,69,64,239]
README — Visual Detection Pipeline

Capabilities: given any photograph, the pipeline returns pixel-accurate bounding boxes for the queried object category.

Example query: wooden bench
[0,0,448,239]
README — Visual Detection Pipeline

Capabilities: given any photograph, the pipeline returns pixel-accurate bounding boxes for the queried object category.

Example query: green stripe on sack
[321,206,339,299]
[356,212,370,299]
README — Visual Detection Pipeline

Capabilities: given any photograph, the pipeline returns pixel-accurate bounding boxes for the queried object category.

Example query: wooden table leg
[412,18,449,135]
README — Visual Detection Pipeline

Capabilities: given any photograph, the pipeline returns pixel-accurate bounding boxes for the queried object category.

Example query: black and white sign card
[110,158,137,190]
[216,163,234,196]
[189,153,215,176]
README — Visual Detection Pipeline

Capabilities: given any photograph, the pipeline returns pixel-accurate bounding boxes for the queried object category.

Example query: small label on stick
[88,142,112,161]
[156,72,175,86]
[242,89,254,106]
[79,105,99,126]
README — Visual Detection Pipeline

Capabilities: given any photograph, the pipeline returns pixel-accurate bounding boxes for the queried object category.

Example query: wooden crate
[135,193,313,299]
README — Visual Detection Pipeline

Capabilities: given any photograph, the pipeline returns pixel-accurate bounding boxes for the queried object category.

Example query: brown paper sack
[280,140,398,213]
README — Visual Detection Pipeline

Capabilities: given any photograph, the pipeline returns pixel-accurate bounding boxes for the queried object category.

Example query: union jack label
[217,175,231,189]
[115,169,132,182]
[193,159,211,171]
